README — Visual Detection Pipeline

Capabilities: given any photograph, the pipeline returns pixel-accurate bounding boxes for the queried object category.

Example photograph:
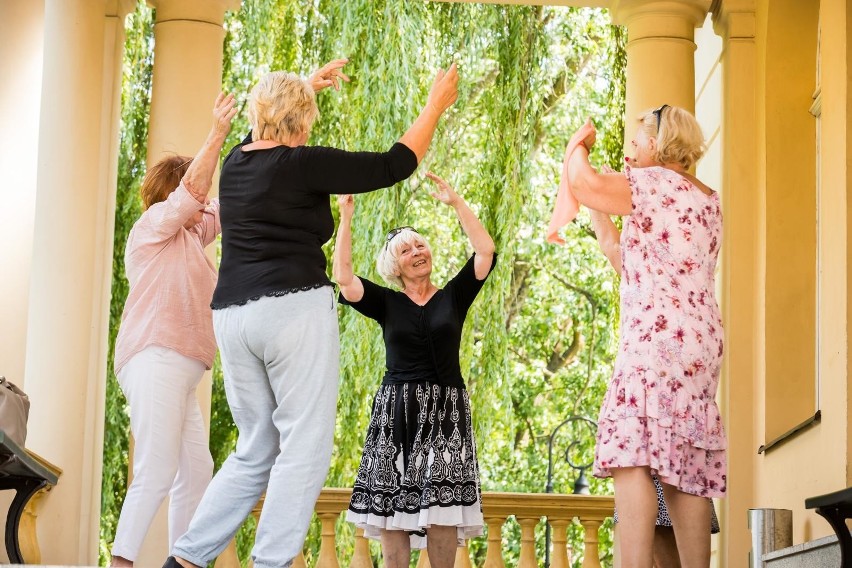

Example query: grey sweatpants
[172,287,340,568]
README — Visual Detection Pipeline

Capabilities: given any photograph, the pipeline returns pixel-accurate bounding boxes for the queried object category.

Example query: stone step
[762,534,841,567]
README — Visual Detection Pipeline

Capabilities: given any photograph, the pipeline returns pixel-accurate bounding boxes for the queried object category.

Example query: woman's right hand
[427,62,459,115]
[213,92,238,137]
[337,194,354,219]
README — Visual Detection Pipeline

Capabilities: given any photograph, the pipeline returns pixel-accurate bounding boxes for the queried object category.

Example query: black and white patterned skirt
[346,381,484,549]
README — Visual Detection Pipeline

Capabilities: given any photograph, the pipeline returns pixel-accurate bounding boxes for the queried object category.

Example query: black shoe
[162,557,182,568]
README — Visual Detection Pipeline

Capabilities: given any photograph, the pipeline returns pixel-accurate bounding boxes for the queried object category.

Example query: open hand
[425,172,459,206]
[337,194,354,218]
[309,58,351,92]
[427,62,459,115]
[213,92,238,136]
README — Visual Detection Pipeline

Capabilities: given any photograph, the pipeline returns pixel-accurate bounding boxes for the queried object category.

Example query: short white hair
[375,228,431,289]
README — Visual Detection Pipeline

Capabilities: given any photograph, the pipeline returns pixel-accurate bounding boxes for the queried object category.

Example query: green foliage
[102,1,626,566]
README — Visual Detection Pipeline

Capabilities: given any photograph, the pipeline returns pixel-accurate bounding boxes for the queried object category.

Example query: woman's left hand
[425,171,460,206]
[309,58,351,92]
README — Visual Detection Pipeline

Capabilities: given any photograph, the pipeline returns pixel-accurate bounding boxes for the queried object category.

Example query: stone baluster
[550,519,572,568]
[580,519,603,568]
[349,528,374,568]
[482,516,506,568]
[316,512,340,567]
[516,517,539,568]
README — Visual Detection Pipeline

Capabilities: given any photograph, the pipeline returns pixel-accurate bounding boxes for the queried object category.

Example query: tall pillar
[611,0,711,155]
[132,1,239,563]
[23,0,134,563]
[0,0,45,390]
[712,1,757,566]
[147,0,240,165]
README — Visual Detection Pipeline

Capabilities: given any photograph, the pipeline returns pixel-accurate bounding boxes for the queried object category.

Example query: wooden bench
[805,486,852,567]
[0,430,60,564]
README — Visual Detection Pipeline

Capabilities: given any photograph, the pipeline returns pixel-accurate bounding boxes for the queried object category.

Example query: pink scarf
[546,121,595,244]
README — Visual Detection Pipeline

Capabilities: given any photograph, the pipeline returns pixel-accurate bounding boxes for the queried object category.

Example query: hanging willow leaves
[104,2,626,566]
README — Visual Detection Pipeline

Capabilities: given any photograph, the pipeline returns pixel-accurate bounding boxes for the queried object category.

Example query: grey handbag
[0,376,30,446]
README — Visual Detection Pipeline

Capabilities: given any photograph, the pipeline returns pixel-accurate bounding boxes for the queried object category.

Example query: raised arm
[589,209,622,275]
[565,122,632,216]
[426,172,495,280]
[333,194,365,302]
[182,92,238,203]
[398,63,459,163]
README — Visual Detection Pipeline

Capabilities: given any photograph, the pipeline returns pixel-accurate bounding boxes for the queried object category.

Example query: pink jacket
[114,182,221,373]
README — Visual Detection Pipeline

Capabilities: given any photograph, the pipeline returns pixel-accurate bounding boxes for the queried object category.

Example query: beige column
[712,1,757,566]
[147,0,240,166]
[0,3,45,562]
[133,1,239,563]
[611,0,711,154]
[22,0,134,564]
[0,1,44,390]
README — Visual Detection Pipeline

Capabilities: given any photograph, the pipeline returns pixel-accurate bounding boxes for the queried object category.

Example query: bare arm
[566,146,632,216]
[426,172,495,280]
[398,64,459,163]
[333,194,365,302]
[589,208,622,275]
[182,92,238,202]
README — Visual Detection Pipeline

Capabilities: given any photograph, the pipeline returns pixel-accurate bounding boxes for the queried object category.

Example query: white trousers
[111,345,214,561]
[172,288,340,568]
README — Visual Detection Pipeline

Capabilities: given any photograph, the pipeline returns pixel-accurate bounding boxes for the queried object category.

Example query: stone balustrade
[215,488,614,567]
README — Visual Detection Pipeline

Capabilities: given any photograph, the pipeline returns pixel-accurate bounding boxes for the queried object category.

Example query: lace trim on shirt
[210,282,331,309]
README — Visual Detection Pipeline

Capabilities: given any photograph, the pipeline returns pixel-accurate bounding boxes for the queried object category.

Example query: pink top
[114,182,221,373]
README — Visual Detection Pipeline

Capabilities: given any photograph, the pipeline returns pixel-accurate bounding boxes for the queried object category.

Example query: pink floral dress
[593,166,727,498]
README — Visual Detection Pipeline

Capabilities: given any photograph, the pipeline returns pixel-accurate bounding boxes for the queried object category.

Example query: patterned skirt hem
[594,415,727,498]
[346,505,484,549]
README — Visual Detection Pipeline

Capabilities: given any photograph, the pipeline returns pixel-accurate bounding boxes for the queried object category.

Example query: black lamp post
[544,415,596,568]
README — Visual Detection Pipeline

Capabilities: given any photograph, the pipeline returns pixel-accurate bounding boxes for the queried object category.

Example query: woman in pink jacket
[110,93,237,567]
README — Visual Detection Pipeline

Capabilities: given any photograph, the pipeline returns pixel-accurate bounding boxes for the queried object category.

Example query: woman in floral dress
[566,105,726,568]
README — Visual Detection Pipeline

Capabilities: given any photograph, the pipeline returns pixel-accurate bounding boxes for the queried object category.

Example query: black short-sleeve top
[340,254,497,388]
[211,134,418,309]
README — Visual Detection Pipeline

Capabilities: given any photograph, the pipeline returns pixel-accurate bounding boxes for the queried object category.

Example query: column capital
[611,0,711,30]
[147,0,240,26]
[711,0,756,41]
[105,0,135,19]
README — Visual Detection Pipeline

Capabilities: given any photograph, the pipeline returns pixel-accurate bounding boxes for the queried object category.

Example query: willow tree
[103,1,625,565]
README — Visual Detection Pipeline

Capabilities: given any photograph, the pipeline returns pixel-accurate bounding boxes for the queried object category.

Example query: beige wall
[709,0,851,562]
[752,0,846,546]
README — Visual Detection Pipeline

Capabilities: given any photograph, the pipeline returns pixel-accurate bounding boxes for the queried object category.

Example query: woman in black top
[333,172,496,568]
[167,60,459,568]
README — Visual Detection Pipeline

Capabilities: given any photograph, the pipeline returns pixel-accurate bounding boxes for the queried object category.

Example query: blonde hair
[638,105,706,170]
[140,155,192,210]
[248,71,318,143]
[375,229,431,289]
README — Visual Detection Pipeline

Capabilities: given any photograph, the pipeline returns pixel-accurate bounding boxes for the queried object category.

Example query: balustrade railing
[215,488,613,568]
